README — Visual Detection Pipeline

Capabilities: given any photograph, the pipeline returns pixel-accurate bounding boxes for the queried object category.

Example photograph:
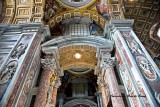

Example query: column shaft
[101,86,109,107]
[34,69,52,107]
[51,87,58,107]
[106,67,125,107]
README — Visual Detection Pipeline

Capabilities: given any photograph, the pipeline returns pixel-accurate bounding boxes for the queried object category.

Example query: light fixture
[75,53,81,59]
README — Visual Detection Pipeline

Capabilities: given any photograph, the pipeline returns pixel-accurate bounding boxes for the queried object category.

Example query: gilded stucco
[59,45,97,70]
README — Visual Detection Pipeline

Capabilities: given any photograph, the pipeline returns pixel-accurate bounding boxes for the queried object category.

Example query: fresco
[96,0,110,20]
[90,23,103,35]
[44,0,65,22]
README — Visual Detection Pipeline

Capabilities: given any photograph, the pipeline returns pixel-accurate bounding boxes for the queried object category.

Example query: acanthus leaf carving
[100,53,115,76]
[41,58,56,71]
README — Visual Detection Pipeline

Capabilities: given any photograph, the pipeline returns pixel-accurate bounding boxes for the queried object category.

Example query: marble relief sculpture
[11,43,28,59]
[155,91,160,104]
[121,65,132,92]
[122,32,142,54]
[121,31,157,81]
[0,60,18,84]
[126,40,143,55]
[136,56,157,81]
[24,69,35,93]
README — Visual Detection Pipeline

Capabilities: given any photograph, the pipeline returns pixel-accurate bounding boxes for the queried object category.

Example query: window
[157,28,160,38]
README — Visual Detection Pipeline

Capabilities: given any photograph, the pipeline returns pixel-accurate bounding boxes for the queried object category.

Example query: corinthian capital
[100,53,115,70]
[41,58,56,70]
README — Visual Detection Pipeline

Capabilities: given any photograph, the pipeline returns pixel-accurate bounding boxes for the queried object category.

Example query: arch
[42,35,113,71]
[63,99,97,107]
[55,0,96,9]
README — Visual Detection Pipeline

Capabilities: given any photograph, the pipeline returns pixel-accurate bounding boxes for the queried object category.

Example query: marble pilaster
[34,58,55,107]
[100,53,125,107]
[97,76,109,107]
[51,77,61,107]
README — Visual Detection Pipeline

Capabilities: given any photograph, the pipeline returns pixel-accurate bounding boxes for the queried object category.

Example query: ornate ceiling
[0,0,159,57]
[123,0,160,57]
[56,0,96,8]
[59,45,97,70]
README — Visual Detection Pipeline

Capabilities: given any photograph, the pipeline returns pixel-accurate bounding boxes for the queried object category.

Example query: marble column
[97,76,109,107]
[51,77,61,107]
[34,58,55,107]
[100,53,125,107]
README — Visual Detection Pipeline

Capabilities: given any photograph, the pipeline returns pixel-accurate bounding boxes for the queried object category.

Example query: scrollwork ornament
[41,58,56,70]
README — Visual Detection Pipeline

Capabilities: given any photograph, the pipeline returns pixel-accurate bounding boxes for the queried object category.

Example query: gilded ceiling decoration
[56,0,96,8]
[1,0,45,24]
[96,0,110,20]
[0,0,158,58]
[59,45,97,70]
[47,9,107,28]
[123,0,160,57]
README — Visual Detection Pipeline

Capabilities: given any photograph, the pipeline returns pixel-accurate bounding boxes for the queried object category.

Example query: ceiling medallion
[57,0,96,8]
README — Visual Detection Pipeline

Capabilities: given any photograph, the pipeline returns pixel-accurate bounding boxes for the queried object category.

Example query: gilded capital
[100,53,115,70]
[41,58,56,70]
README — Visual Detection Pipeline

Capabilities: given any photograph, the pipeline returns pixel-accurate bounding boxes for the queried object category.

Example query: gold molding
[59,45,97,70]
[48,10,108,28]
[55,0,97,10]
